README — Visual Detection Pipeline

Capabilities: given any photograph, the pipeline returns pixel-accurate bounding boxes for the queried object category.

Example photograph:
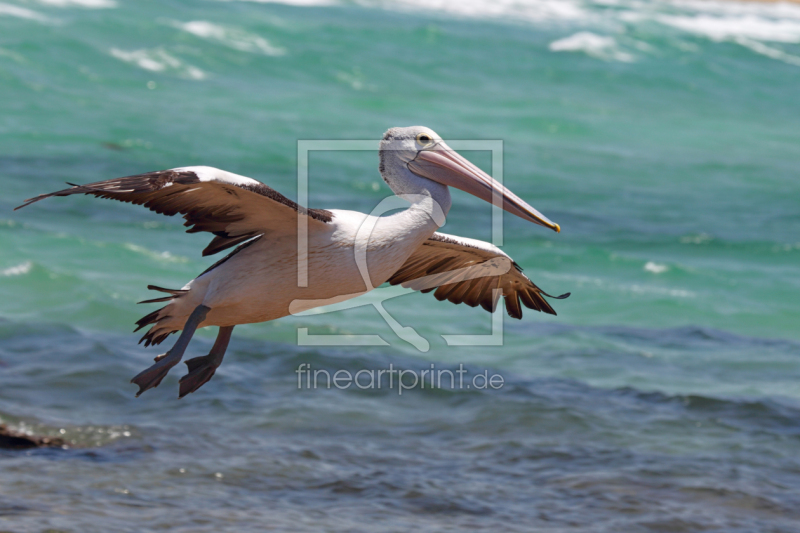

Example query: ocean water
[1,0,800,531]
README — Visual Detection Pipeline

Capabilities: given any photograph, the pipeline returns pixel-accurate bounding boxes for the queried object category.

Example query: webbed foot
[131,353,178,397]
[178,355,219,398]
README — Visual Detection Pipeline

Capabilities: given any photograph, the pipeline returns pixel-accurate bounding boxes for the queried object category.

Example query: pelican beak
[407,142,560,232]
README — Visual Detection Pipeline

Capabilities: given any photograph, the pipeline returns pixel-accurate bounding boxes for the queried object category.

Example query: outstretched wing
[15,166,333,256]
[387,232,569,319]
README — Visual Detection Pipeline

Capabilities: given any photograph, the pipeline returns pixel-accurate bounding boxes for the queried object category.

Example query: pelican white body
[158,205,443,336]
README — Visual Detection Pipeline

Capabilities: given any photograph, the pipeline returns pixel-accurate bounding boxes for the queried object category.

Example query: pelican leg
[178,326,234,398]
[130,304,210,397]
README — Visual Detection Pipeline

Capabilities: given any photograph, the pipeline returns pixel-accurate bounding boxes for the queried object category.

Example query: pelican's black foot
[178,355,219,398]
[130,304,211,398]
[131,354,178,397]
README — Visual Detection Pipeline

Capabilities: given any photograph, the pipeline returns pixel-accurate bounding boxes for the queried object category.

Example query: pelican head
[379,126,560,232]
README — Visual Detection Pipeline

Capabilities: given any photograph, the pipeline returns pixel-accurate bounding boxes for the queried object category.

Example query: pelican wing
[387,232,569,319]
[15,166,333,256]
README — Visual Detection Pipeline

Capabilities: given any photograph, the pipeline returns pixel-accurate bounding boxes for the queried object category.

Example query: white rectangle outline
[296,139,504,349]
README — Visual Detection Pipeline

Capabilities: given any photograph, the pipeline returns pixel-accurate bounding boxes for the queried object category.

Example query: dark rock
[0,424,65,449]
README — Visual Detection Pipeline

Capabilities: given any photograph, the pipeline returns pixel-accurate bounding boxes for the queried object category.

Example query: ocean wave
[174,20,286,56]
[34,0,116,8]
[109,48,206,79]
[226,0,591,23]
[363,0,590,24]
[613,385,800,435]
[680,233,714,245]
[257,0,800,69]
[1,261,33,277]
[122,243,189,264]
[658,13,800,43]
[667,0,800,20]
[543,272,695,298]
[735,36,800,66]
[217,0,800,35]
[217,0,338,5]
[549,32,635,62]
[0,3,51,22]
[506,375,800,434]
[643,261,668,274]
[258,340,800,435]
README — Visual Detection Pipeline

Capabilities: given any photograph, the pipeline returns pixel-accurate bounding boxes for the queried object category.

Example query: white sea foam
[109,48,206,80]
[0,3,51,22]
[219,0,800,40]
[1,261,33,277]
[628,284,694,298]
[226,0,589,21]
[549,32,635,62]
[123,244,189,264]
[367,0,589,24]
[680,233,713,245]
[659,14,800,43]
[667,0,800,20]
[0,47,25,62]
[735,36,800,66]
[245,0,592,20]
[218,0,800,68]
[176,20,286,56]
[34,0,116,7]
[654,4,800,68]
[217,0,337,5]
[644,261,669,274]
[545,272,694,299]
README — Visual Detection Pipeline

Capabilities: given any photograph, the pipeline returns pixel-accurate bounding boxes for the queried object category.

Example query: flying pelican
[16,126,569,398]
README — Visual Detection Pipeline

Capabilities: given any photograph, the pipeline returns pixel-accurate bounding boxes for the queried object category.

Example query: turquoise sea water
[1,0,800,531]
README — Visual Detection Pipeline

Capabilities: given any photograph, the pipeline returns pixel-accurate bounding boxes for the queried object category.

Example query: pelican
[16,126,569,398]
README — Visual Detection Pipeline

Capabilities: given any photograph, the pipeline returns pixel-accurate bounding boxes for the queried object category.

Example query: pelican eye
[416,133,434,148]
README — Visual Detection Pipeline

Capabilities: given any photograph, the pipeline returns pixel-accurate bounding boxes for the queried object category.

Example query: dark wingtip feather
[198,234,263,276]
[137,328,175,347]
[202,233,255,257]
[541,290,571,300]
[137,296,173,304]
[519,290,541,312]
[134,307,166,332]
[146,285,187,296]
[520,289,557,316]
[13,197,37,211]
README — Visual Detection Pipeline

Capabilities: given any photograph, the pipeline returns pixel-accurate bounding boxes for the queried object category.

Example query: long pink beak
[407,142,560,232]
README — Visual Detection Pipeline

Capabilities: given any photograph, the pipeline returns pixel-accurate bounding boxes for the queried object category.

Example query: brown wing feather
[15,168,333,256]
[387,232,569,319]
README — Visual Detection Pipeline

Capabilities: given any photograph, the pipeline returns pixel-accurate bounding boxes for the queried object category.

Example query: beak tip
[553,223,561,233]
